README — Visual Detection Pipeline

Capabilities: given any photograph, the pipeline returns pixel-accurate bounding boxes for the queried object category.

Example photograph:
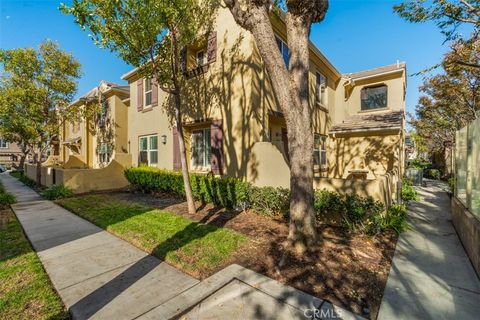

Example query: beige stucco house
[57,80,130,169]
[121,7,406,203]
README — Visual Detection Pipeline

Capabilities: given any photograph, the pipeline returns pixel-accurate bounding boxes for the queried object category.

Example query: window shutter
[152,78,158,106]
[211,119,223,175]
[172,127,181,171]
[137,79,143,111]
[281,128,290,162]
[180,47,187,73]
[207,31,217,64]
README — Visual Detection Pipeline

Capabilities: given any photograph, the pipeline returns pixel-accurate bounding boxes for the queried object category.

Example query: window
[99,143,110,164]
[139,135,158,166]
[315,72,327,105]
[196,50,206,67]
[0,139,8,149]
[191,128,211,168]
[313,134,327,167]
[361,85,387,110]
[144,78,153,107]
[275,36,290,68]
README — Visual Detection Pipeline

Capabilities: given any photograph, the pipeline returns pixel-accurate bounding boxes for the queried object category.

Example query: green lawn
[57,195,247,277]
[0,209,69,320]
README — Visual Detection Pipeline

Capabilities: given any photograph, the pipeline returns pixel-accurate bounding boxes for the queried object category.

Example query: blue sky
[1,0,448,116]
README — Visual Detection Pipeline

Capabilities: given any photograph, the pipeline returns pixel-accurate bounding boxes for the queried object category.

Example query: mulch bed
[110,191,397,319]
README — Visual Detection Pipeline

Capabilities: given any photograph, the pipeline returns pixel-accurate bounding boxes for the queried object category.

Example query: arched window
[361,84,387,110]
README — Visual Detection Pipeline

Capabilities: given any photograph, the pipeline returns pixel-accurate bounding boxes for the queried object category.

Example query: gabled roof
[72,81,129,106]
[329,110,404,133]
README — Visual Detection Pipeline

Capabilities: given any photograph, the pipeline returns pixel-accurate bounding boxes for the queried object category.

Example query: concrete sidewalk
[2,173,360,320]
[378,180,480,319]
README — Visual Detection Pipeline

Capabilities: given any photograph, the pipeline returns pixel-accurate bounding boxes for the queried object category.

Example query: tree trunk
[174,93,196,214]
[225,3,318,250]
[18,154,27,171]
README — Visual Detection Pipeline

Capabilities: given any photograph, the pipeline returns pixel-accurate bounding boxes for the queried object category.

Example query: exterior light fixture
[162,135,167,144]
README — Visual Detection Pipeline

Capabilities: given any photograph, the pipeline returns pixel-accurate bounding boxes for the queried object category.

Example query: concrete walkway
[378,180,480,319]
[1,173,360,320]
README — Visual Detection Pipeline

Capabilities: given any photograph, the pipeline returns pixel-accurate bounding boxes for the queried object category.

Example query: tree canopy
[0,40,82,181]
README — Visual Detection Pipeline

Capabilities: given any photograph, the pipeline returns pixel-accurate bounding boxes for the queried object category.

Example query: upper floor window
[275,36,290,68]
[144,78,153,107]
[0,139,8,149]
[196,49,206,67]
[315,72,327,105]
[361,84,388,110]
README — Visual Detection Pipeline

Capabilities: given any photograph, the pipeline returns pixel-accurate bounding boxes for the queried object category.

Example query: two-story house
[121,6,406,193]
[0,136,24,167]
[58,80,130,169]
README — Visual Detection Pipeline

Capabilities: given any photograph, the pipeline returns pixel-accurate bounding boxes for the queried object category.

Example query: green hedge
[42,185,74,200]
[124,167,406,234]
[124,167,250,209]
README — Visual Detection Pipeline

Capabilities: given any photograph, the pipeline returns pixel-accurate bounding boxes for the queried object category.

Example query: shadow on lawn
[67,197,243,319]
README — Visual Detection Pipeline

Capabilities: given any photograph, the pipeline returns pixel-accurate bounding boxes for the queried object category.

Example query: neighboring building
[121,6,406,191]
[0,137,23,166]
[58,81,130,169]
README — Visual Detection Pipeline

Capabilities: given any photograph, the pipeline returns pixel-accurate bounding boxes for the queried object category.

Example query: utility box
[406,168,423,186]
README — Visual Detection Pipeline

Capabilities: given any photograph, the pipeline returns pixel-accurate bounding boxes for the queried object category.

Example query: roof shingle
[330,110,404,133]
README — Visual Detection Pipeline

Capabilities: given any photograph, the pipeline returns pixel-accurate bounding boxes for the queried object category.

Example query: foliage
[0,41,82,170]
[0,209,68,319]
[394,0,480,69]
[9,171,37,188]
[314,189,385,233]
[58,194,246,275]
[368,204,409,235]
[0,181,16,209]
[249,186,290,217]
[427,168,441,180]
[402,183,420,202]
[124,167,250,209]
[408,158,431,169]
[125,167,406,235]
[42,185,74,200]
[448,176,456,194]
[0,193,16,209]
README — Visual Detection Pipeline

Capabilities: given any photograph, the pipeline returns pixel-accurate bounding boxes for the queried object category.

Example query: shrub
[249,186,290,217]
[408,158,431,170]
[367,204,409,235]
[427,168,441,180]
[124,167,250,209]
[42,185,74,200]
[448,177,455,194]
[314,189,385,232]
[0,193,16,209]
[401,182,419,203]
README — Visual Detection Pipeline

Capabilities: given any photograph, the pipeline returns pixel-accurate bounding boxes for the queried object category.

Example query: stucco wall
[250,141,398,206]
[327,130,402,179]
[451,196,480,277]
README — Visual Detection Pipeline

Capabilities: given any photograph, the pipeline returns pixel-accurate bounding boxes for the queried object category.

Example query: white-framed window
[139,134,158,166]
[99,142,110,164]
[315,72,327,105]
[275,35,290,68]
[196,49,206,67]
[314,134,327,167]
[0,139,8,149]
[191,128,211,169]
[144,78,153,107]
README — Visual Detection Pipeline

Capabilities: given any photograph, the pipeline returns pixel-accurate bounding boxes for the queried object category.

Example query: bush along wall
[124,167,406,234]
